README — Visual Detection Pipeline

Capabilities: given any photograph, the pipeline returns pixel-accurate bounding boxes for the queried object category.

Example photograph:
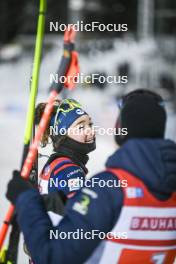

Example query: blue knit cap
[50,99,87,134]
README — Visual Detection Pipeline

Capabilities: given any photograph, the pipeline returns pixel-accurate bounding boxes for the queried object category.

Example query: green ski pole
[0,0,47,263]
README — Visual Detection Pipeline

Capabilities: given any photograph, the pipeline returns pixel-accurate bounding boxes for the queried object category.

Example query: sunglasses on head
[53,99,82,126]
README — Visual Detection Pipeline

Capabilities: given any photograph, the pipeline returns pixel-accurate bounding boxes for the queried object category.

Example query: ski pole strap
[64,27,76,43]
[50,26,79,92]
[64,51,79,90]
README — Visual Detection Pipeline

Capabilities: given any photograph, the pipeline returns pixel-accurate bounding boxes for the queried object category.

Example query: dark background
[0,0,176,44]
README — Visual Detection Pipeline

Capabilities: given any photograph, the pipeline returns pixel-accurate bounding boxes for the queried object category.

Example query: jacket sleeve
[16,172,123,264]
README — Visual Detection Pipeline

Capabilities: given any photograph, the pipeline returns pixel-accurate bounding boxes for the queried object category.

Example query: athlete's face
[68,115,95,143]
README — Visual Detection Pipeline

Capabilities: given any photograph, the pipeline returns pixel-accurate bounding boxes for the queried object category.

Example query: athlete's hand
[6,170,34,205]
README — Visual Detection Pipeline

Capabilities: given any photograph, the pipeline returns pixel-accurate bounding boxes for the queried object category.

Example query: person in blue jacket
[6,89,176,264]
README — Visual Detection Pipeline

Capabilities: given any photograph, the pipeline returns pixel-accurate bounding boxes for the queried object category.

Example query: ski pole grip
[50,26,76,93]
[50,43,73,93]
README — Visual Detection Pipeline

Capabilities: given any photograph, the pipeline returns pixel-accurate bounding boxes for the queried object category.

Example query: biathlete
[35,98,96,225]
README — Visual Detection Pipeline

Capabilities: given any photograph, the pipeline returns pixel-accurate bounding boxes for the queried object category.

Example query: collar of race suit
[47,136,96,174]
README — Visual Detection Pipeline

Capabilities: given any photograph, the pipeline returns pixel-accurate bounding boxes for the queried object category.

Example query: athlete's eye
[79,125,84,130]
